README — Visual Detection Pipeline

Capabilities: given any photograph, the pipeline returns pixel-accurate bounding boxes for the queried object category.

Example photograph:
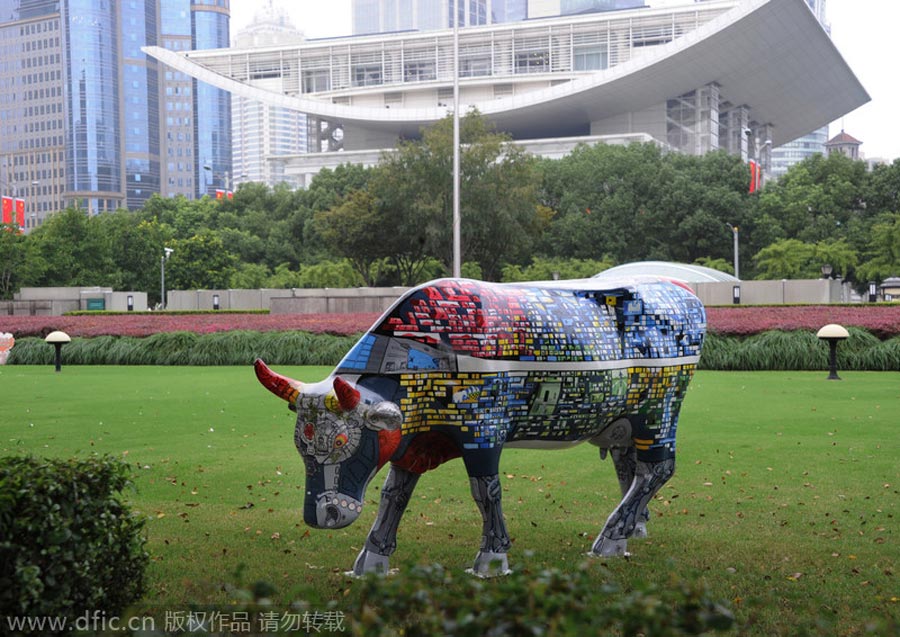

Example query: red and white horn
[254,359,303,406]
[333,376,360,411]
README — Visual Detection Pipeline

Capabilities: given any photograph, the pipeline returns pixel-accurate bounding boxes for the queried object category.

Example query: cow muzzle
[307,492,363,529]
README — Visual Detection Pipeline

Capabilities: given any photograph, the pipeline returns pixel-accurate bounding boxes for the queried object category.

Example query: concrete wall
[8,287,148,314]
[166,289,289,311]
[695,279,853,305]
[8,279,860,317]
[270,287,407,314]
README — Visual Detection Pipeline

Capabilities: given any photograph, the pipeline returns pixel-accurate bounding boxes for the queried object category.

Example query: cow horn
[333,376,360,411]
[254,359,303,405]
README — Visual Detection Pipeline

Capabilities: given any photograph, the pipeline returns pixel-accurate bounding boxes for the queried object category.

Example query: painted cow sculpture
[255,277,705,576]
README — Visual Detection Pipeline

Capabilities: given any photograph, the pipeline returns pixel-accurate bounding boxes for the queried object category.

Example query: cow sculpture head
[254,359,402,529]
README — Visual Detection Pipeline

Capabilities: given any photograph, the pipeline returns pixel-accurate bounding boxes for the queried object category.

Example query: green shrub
[350,561,733,636]
[0,455,148,620]
[7,327,898,370]
[7,330,360,366]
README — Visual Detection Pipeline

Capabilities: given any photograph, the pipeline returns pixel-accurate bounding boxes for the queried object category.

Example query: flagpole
[452,1,461,278]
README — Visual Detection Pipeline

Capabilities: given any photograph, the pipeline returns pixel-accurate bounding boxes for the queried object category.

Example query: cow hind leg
[468,474,512,577]
[351,465,420,576]
[609,447,650,538]
[591,458,675,557]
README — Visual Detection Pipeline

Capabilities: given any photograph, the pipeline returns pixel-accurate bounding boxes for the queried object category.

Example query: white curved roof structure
[144,0,868,149]
[595,261,741,283]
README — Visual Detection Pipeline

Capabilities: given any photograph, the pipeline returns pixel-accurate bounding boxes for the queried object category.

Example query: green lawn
[1,365,897,635]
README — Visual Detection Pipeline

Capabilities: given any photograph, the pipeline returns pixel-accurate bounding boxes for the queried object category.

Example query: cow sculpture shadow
[255,277,706,576]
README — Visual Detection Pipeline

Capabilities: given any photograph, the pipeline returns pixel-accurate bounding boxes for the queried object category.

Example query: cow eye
[333,433,348,448]
[303,423,315,441]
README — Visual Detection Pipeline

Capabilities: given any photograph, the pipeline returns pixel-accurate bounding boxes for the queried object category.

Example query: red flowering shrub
[2,305,898,340]
[0,312,381,339]
[706,305,900,339]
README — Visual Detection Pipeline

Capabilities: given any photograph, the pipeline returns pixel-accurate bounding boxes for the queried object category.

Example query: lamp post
[160,247,174,310]
[726,223,739,280]
[816,324,849,380]
[45,330,71,372]
[451,2,461,278]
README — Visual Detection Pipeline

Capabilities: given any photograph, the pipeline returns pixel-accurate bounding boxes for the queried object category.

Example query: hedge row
[7,330,357,367]
[6,328,900,370]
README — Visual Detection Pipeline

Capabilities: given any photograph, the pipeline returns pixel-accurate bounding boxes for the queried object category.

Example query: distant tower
[0,0,231,225]
[232,1,308,189]
[825,130,862,160]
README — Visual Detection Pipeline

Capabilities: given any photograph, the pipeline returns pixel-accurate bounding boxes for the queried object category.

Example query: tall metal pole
[727,223,740,280]
[451,1,461,278]
[733,225,740,280]
[160,255,166,310]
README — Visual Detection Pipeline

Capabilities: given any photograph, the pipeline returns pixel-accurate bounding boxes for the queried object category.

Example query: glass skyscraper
[0,0,231,222]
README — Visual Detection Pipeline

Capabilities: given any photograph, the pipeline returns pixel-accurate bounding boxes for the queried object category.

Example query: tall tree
[373,111,542,281]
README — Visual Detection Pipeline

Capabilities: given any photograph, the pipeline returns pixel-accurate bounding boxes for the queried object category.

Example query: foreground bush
[351,561,734,636]
[0,455,148,621]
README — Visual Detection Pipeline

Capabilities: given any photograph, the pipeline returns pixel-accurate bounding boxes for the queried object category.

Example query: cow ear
[366,401,402,431]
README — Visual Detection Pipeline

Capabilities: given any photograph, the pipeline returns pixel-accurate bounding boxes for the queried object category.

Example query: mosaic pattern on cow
[368,280,704,363]
[396,364,695,453]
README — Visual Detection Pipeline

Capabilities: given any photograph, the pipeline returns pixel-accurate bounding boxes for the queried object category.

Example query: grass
[0,365,897,635]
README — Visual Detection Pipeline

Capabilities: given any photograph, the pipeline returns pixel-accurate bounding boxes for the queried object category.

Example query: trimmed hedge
[0,455,148,620]
[7,330,359,367]
[6,327,899,370]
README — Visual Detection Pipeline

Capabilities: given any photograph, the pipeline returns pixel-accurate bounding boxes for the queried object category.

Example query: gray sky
[230,0,899,161]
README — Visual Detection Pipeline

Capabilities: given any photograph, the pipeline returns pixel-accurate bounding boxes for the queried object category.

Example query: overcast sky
[229,0,899,161]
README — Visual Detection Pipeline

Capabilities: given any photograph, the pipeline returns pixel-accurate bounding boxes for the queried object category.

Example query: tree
[857,213,900,283]
[165,231,237,290]
[314,189,388,286]
[0,226,32,299]
[753,239,815,279]
[26,207,114,287]
[373,111,542,281]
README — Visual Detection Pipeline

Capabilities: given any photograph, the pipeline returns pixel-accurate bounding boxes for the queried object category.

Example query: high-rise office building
[769,0,828,180]
[232,1,308,188]
[0,0,231,224]
[352,0,529,35]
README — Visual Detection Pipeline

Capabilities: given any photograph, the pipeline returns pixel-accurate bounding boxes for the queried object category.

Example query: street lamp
[726,223,739,280]
[161,247,174,310]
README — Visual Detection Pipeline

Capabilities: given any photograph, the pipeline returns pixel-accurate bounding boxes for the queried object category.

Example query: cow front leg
[351,466,420,576]
[609,447,650,538]
[592,458,675,557]
[468,474,512,577]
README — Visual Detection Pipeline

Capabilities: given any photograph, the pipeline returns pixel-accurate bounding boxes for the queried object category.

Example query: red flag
[1,196,11,225]
[15,198,25,228]
[226,190,233,200]
[748,160,760,194]
[215,189,225,199]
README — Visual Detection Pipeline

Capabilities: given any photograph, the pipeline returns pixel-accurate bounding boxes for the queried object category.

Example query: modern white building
[231,2,309,188]
[351,0,529,34]
[144,0,868,188]
[768,0,829,180]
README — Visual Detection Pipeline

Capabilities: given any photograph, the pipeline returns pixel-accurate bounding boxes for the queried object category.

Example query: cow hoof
[632,522,648,539]
[467,551,511,578]
[591,536,630,557]
[351,549,391,577]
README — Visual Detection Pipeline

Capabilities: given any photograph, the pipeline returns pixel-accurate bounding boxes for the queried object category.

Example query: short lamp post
[45,330,71,372]
[816,323,849,380]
